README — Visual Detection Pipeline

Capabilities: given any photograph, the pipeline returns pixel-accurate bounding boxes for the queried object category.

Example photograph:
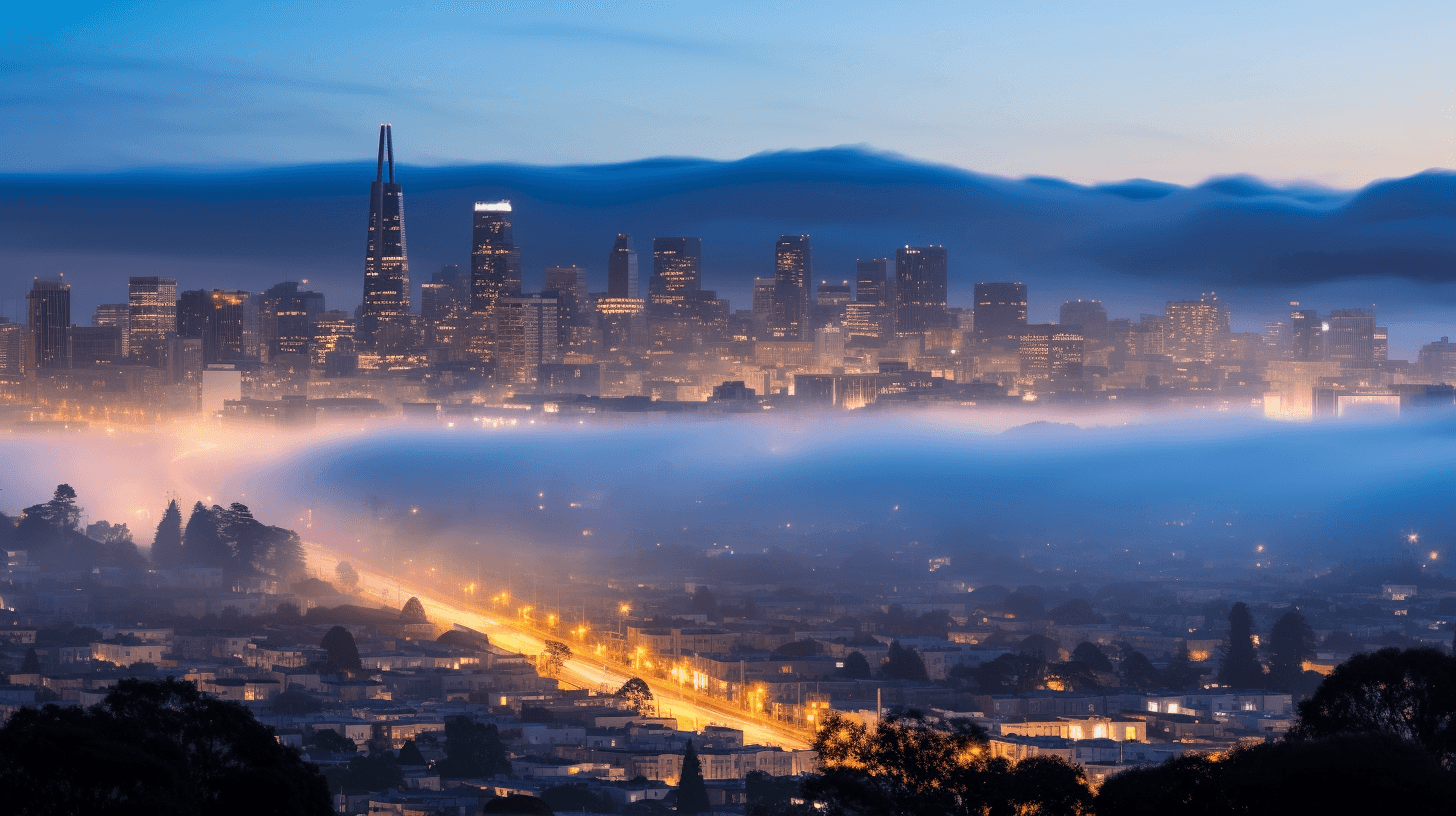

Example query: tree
[543,783,616,813]
[676,740,711,814]
[1290,647,1456,765]
[1120,650,1162,690]
[86,520,133,545]
[481,794,554,815]
[1217,602,1265,688]
[0,677,331,815]
[327,751,404,794]
[47,484,81,531]
[881,641,928,682]
[1095,733,1455,815]
[271,690,322,715]
[335,561,360,590]
[538,640,571,677]
[1046,660,1102,692]
[691,586,718,618]
[184,502,228,567]
[397,739,428,766]
[1048,598,1104,626]
[1006,755,1093,815]
[400,596,429,624]
[1072,642,1114,673]
[20,648,41,674]
[321,626,362,674]
[1163,645,1200,691]
[261,527,307,582]
[305,728,357,755]
[436,716,511,778]
[840,651,872,679]
[616,677,654,714]
[151,500,184,567]
[1266,610,1317,692]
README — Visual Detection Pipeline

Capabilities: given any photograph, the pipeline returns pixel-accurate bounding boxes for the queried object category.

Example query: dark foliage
[839,651,872,679]
[482,793,555,814]
[881,641,929,682]
[320,625,362,674]
[771,639,822,658]
[1162,645,1200,691]
[1290,646,1456,765]
[396,739,428,766]
[543,783,617,813]
[1217,602,1265,688]
[271,690,323,715]
[1119,650,1162,690]
[1266,610,1317,693]
[1047,598,1104,626]
[325,751,404,794]
[520,705,555,724]
[676,740,712,815]
[1095,733,1456,815]
[690,586,718,618]
[305,728,356,755]
[399,596,428,623]
[436,716,511,778]
[1071,642,1113,673]
[0,677,331,815]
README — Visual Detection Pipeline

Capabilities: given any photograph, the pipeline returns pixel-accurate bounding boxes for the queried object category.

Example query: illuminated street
[305,542,812,750]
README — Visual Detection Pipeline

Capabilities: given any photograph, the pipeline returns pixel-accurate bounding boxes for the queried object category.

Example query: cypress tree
[1217,602,1265,688]
[675,740,711,814]
[1267,610,1316,691]
[151,500,184,567]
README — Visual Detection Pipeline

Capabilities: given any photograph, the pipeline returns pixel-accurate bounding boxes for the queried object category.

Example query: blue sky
[5,1,1454,185]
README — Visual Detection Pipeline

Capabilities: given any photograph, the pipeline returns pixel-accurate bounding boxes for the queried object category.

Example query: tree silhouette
[335,561,360,589]
[396,739,427,766]
[616,677,654,714]
[881,641,929,681]
[1267,610,1317,692]
[691,586,718,618]
[1072,642,1114,673]
[320,626,362,674]
[20,647,41,674]
[1120,650,1162,690]
[436,716,511,778]
[1290,647,1456,764]
[1217,602,1265,688]
[676,740,712,814]
[538,640,571,677]
[400,597,429,624]
[840,651,872,679]
[183,502,228,567]
[151,499,184,567]
[0,677,330,815]
[1163,645,1200,691]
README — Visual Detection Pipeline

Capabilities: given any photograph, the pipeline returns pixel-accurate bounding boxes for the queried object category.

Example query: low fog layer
[2,410,1451,586]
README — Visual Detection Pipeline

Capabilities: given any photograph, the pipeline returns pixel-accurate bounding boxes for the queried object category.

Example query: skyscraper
[607,234,639,299]
[93,303,130,356]
[855,258,889,308]
[772,235,811,339]
[1324,308,1376,367]
[177,290,210,340]
[360,124,411,352]
[649,237,702,309]
[974,282,1028,340]
[1165,294,1230,363]
[26,278,70,370]
[1059,300,1108,340]
[127,276,178,359]
[469,200,521,361]
[421,265,469,352]
[1289,304,1322,362]
[494,294,561,385]
[895,245,948,334]
[0,318,24,375]
[260,281,324,358]
[203,290,258,364]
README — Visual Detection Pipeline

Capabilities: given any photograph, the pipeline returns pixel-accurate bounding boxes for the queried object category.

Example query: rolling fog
[2,409,1452,589]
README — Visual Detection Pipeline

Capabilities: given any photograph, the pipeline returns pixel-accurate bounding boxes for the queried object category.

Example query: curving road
[306,542,811,750]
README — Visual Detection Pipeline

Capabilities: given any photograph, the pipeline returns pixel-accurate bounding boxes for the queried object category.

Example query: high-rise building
[27,278,70,370]
[1374,326,1389,362]
[1289,304,1322,362]
[1019,325,1084,381]
[360,124,411,352]
[0,317,26,374]
[469,200,521,361]
[261,281,325,358]
[855,258,889,308]
[1418,337,1456,383]
[494,294,561,384]
[127,276,178,359]
[974,282,1028,340]
[649,237,702,309]
[421,265,469,352]
[311,311,356,366]
[93,303,130,356]
[177,290,210,339]
[1059,300,1108,340]
[895,245,948,334]
[607,234,639,299]
[203,290,258,364]
[1324,308,1376,367]
[545,265,592,351]
[1165,294,1229,362]
[751,278,776,316]
[71,326,123,368]
[817,281,852,308]
[772,235,811,339]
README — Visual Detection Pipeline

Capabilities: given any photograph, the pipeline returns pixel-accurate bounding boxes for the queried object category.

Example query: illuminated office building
[469,200,521,360]
[772,235,811,339]
[27,278,70,370]
[1059,300,1107,340]
[1165,294,1229,362]
[607,234,639,299]
[495,294,561,385]
[974,282,1028,340]
[93,303,130,356]
[895,245,948,334]
[1289,304,1322,362]
[1019,325,1084,381]
[261,281,324,358]
[649,237,702,310]
[1324,308,1376,367]
[360,124,411,352]
[421,265,469,352]
[203,290,258,364]
[127,276,178,358]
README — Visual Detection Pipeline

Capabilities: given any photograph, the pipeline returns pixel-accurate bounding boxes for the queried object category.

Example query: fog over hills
[4,148,1455,354]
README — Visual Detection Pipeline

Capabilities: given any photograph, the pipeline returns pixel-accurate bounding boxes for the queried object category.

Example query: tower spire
[385,124,395,184]
[375,124,387,183]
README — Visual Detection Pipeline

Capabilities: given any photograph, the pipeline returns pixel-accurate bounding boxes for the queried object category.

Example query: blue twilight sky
[4,1,1454,185]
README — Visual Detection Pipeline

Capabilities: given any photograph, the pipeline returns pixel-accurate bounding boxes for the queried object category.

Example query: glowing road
[305,543,811,750]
